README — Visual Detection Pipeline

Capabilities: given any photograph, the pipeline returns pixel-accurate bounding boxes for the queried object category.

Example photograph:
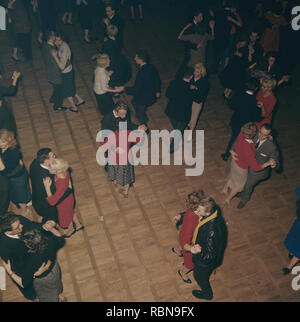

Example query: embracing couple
[29,148,84,238]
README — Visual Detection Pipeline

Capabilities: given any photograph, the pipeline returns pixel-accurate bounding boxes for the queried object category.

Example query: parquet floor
[1,2,300,302]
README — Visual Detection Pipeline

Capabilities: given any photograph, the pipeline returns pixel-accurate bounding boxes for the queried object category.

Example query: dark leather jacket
[192,209,227,269]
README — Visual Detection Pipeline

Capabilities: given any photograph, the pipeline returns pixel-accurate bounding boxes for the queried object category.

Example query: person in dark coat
[190,196,227,300]
[0,175,10,217]
[221,78,262,161]
[165,67,194,154]
[220,45,248,99]
[103,4,124,49]
[29,148,58,225]
[126,50,161,126]
[0,71,21,136]
[0,212,57,301]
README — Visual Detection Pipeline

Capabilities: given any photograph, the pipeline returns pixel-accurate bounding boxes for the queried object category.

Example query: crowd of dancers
[0,0,300,302]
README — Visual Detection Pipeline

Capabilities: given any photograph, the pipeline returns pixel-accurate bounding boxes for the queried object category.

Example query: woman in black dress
[0,130,31,216]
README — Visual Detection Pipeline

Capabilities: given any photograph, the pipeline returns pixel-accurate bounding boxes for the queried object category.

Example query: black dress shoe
[237,201,246,209]
[192,290,213,300]
[221,153,229,161]
[282,267,292,275]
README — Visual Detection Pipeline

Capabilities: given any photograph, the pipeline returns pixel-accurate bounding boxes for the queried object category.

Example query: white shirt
[5,233,19,239]
[93,67,110,95]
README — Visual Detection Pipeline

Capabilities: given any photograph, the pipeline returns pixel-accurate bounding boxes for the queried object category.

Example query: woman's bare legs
[225,189,238,205]
[12,48,19,61]
[138,4,143,19]
[287,256,300,270]
[72,213,83,231]
[74,94,84,105]
[119,184,129,197]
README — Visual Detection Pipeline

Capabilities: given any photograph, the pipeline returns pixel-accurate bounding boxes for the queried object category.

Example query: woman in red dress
[172,190,205,283]
[43,158,84,238]
[255,78,277,128]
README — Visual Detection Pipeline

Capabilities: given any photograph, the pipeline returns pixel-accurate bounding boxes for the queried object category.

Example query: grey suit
[239,136,280,203]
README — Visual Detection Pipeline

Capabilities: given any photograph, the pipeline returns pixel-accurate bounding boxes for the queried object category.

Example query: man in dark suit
[29,148,58,224]
[165,67,194,153]
[221,78,262,161]
[0,212,53,300]
[126,50,161,126]
[235,124,280,208]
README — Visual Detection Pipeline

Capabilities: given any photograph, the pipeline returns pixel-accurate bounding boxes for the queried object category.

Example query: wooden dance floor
[1,2,300,302]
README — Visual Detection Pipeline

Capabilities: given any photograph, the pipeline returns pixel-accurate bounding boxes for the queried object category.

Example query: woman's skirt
[226,160,248,193]
[33,261,63,302]
[94,92,115,116]
[189,101,203,130]
[107,164,135,186]
[284,217,300,259]
[10,170,31,205]
[62,69,76,98]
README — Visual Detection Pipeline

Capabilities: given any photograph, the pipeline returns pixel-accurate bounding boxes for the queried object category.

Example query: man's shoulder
[262,138,278,150]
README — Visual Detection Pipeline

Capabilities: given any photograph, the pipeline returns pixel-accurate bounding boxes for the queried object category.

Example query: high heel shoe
[12,57,21,63]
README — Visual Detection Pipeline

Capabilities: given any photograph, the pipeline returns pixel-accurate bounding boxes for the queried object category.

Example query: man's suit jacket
[29,159,58,223]
[126,63,161,107]
[251,135,280,176]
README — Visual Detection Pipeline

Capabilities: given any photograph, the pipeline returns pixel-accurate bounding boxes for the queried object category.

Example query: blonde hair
[194,63,206,77]
[261,78,276,90]
[107,24,118,37]
[241,122,257,140]
[96,53,110,68]
[0,130,17,149]
[50,158,69,175]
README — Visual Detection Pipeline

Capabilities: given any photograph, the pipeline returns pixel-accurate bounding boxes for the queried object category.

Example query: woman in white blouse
[93,54,124,115]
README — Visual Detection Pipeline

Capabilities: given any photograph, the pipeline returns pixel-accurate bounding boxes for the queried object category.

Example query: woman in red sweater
[43,158,84,237]
[100,120,144,198]
[222,122,275,204]
[255,78,277,128]
[172,190,205,283]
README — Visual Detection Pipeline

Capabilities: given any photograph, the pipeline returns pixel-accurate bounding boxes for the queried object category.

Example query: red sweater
[235,132,263,171]
[255,90,276,128]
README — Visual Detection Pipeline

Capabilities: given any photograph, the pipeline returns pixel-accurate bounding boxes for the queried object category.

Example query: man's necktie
[255,140,260,149]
